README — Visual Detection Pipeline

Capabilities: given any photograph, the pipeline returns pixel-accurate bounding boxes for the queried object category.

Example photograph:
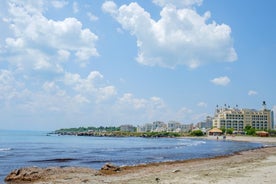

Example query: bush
[190,130,204,136]
[226,128,234,135]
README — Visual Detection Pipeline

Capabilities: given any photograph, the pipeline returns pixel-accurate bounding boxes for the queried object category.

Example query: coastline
[5,136,276,184]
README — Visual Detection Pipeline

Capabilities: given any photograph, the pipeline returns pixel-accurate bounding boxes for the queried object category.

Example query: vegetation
[190,130,204,136]
[220,127,226,134]
[226,128,234,135]
[268,130,276,137]
[244,125,256,135]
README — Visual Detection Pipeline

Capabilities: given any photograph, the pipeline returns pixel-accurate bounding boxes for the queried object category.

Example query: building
[120,124,136,132]
[167,121,182,132]
[180,123,193,132]
[212,102,274,131]
[137,123,153,132]
[137,121,192,132]
[197,116,213,129]
[152,121,167,132]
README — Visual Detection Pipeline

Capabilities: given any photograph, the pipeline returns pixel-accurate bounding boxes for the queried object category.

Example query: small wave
[0,148,12,151]
[176,140,206,147]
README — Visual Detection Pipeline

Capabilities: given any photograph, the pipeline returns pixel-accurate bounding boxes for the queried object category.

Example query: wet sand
[5,136,276,184]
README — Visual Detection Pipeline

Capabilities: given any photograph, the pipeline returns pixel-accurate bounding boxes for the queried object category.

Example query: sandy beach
[5,136,276,184]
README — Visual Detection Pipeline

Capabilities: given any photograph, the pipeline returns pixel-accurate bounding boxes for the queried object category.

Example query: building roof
[208,128,223,133]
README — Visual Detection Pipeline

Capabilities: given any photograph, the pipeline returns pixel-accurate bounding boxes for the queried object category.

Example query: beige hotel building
[212,102,274,131]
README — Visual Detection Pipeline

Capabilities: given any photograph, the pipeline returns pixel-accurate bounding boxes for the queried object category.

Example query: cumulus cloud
[152,0,203,8]
[0,70,24,102]
[102,1,117,15]
[248,90,258,96]
[102,1,237,68]
[114,93,176,122]
[0,66,207,127]
[64,71,117,102]
[1,0,98,72]
[211,76,230,86]
[73,1,79,13]
[51,0,68,8]
[87,12,99,21]
[197,101,207,107]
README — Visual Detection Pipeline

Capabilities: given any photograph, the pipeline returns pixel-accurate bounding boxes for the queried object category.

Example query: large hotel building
[212,102,274,131]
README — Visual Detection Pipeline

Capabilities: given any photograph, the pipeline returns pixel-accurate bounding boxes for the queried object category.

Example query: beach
[4,136,276,184]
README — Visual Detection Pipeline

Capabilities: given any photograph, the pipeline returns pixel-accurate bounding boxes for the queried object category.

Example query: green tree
[226,128,234,135]
[244,125,251,131]
[190,130,204,136]
[220,127,226,134]
[244,125,256,135]
[246,128,256,135]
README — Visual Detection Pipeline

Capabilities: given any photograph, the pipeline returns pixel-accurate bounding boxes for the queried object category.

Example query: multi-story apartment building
[197,116,213,129]
[212,102,274,131]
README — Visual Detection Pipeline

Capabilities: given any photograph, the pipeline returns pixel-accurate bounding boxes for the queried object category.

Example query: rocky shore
[5,136,276,184]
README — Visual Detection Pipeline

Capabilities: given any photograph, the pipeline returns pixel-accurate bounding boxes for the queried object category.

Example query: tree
[244,125,256,135]
[190,130,204,136]
[220,127,226,134]
[246,128,256,135]
[226,128,234,135]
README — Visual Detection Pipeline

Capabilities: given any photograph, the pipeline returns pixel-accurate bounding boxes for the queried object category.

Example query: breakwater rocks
[54,131,183,138]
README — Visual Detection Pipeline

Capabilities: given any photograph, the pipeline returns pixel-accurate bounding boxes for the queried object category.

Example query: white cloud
[0,67,207,127]
[102,1,118,15]
[5,38,24,48]
[42,81,55,91]
[211,76,230,86]
[1,1,98,72]
[51,0,68,8]
[153,0,203,8]
[87,12,99,21]
[64,71,117,102]
[197,101,207,107]
[0,70,23,101]
[117,93,147,109]
[248,90,258,96]
[73,1,79,13]
[58,49,71,61]
[74,94,90,104]
[103,1,237,69]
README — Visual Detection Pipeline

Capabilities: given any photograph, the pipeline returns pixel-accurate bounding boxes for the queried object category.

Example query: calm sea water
[0,130,264,182]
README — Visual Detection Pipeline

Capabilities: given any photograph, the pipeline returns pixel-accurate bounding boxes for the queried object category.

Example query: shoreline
[5,136,276,184]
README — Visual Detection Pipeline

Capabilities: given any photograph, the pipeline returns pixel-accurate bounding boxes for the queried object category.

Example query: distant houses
[136,121,193,133]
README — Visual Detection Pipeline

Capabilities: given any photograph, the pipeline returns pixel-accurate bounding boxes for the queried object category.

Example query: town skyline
[0,0,276,131]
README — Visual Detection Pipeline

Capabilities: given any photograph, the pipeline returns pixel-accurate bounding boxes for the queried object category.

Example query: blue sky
[0,0,275,130]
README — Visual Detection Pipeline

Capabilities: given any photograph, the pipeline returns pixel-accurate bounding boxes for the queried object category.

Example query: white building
[212,102,274,131]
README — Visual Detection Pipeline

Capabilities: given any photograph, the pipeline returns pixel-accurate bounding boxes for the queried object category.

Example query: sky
[0,0,275,131]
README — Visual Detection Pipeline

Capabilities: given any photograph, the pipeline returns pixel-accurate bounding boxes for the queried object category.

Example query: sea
[0,130,265,182]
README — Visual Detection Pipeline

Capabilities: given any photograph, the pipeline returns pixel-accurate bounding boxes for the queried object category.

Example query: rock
[5,166,98,183]
[5,167,43,182]
[172,169,181,173]
[100,163,121,174]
